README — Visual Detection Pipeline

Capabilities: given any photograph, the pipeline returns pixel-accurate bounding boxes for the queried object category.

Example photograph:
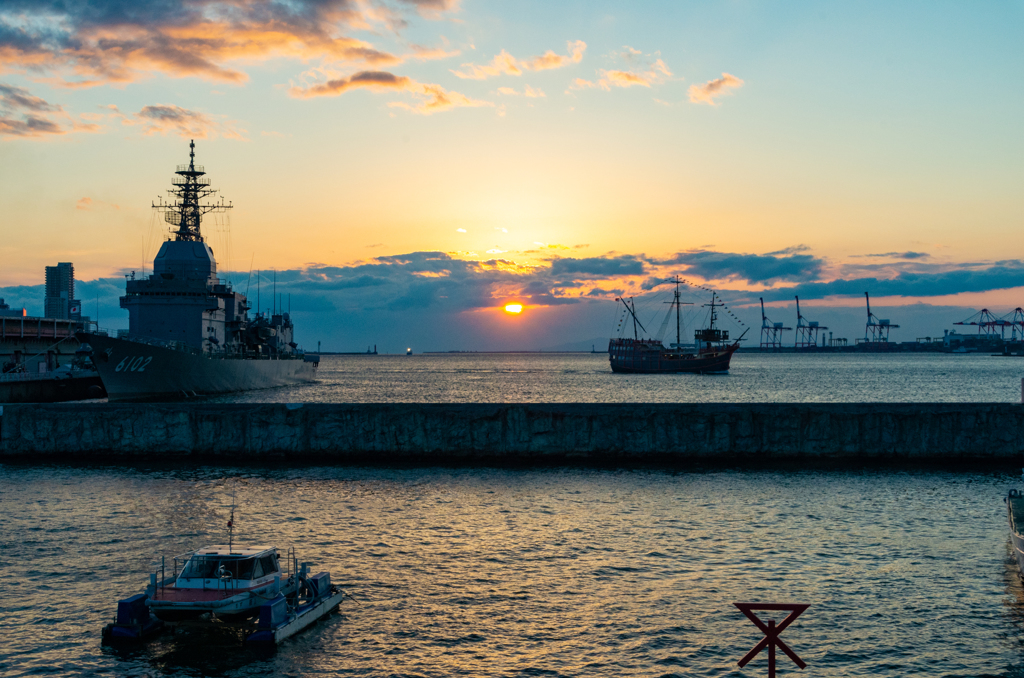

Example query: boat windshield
[180,555,258,580]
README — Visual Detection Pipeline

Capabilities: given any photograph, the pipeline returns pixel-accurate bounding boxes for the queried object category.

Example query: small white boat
[103,500,347,644]
[148,545,292,621]
[1007,488,1024,578]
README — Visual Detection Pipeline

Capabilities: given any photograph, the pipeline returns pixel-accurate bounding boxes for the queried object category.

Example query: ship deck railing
[0,370,83,383]
[115,333,308,361]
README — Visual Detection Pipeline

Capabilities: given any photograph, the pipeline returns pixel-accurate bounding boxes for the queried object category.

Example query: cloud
[397,0,461,18]
[107,103,246,139]
[0,82,96,136]
[757,262,1024,303]
[290,69,490,114]
[766,245,811,256]
[857,251,931,260]
[451,40,586,80]
[688,73,744,105]
[388,84,493,115]
[0,0,451,88]
[523,40,586,71]
[408,43,461,61]
[653,250,824,284]
[290,71,413,98]
[76,197,119,210]
[550,256,645,277]
[569,54,672,92]
[496,85,545,97]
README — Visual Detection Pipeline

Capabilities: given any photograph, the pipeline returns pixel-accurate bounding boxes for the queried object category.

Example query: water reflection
[1,464,1022,677]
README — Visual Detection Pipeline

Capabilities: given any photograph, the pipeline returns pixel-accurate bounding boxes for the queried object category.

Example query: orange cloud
[290,70,492,115]
[451,40,586,80]
[388,84,493,115]
[290,71,414,98]
[688,73,744,105]
[408,43,462,61]
[76,197,120,211]
[398,0,461,19]
[451,50,522,79]
[0,1,432,87]
[570,58,672,91]
[524,40,586,71]
[495,85,545,98]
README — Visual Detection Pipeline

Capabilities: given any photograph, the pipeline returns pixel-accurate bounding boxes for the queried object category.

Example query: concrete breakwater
[2,402,1024,461]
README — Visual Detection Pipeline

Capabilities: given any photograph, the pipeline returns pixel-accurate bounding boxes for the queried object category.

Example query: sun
[504,303,523,314]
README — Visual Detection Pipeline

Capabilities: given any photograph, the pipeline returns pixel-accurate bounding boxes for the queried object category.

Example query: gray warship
[79,141,318,401]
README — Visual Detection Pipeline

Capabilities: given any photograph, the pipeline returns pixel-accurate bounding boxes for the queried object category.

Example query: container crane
[759,297,791,351]
[954,308,1009,338]
[864,292,899,342]
[794,296,827,349]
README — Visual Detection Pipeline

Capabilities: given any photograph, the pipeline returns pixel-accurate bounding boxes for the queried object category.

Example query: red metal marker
[734,602,809,677]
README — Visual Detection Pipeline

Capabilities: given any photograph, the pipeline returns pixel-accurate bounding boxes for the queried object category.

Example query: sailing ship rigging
[609,276,746,374]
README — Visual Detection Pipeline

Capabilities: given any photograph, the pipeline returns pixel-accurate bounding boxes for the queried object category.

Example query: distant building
[44,262,81,320]
[0,298,26,318]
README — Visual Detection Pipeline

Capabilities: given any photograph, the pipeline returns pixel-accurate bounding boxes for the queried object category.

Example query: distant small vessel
[407,348,413,355]
[609,277,746,374]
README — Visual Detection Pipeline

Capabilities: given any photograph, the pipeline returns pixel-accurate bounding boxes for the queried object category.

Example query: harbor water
[207,352,1024,404]
[6,352,1024,676]
[2,465,1024,677]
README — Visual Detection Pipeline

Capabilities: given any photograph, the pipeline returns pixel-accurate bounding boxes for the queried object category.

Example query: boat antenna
[227,488,236,554]
[245,253,254,299]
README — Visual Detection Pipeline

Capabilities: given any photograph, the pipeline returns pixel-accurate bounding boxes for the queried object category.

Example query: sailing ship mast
[616,296,647,340]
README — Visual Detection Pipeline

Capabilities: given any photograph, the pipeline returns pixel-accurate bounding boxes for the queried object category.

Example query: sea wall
[2,402,1024,461]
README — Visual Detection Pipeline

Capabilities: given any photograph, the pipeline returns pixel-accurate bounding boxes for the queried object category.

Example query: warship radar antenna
[152,139,233,242]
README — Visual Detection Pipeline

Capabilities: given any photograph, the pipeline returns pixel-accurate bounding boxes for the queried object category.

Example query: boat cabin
[176,545,281,590]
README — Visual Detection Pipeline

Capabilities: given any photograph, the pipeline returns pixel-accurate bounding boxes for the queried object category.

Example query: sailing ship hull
[80,333,317,401]
[609,346,737,374]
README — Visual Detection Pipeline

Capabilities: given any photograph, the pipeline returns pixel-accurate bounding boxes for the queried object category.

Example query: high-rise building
[44,262,76,319]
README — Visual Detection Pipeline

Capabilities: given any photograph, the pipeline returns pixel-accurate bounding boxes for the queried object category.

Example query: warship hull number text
[115,356,153,372]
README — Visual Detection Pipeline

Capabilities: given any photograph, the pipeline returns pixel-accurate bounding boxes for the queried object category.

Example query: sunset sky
[1,1,1021,351]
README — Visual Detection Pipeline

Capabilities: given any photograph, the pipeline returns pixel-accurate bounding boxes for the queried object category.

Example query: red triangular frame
[734,602,810,675]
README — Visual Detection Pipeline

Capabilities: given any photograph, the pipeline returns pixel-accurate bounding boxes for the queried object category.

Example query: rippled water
[206,352,1024,404]
[3,464,1024,677]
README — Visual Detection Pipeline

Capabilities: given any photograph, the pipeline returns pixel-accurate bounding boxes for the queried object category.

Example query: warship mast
[153,140,232,242]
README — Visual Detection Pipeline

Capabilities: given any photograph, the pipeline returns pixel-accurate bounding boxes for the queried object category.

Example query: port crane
[864,292,899,342]
[954,308,1010,338]
[794,296,827,349]
[759,297,791,351]
[1002,308,1024,340]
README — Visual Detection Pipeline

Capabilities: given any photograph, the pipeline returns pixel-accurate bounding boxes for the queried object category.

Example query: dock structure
[3,402,1024,461]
